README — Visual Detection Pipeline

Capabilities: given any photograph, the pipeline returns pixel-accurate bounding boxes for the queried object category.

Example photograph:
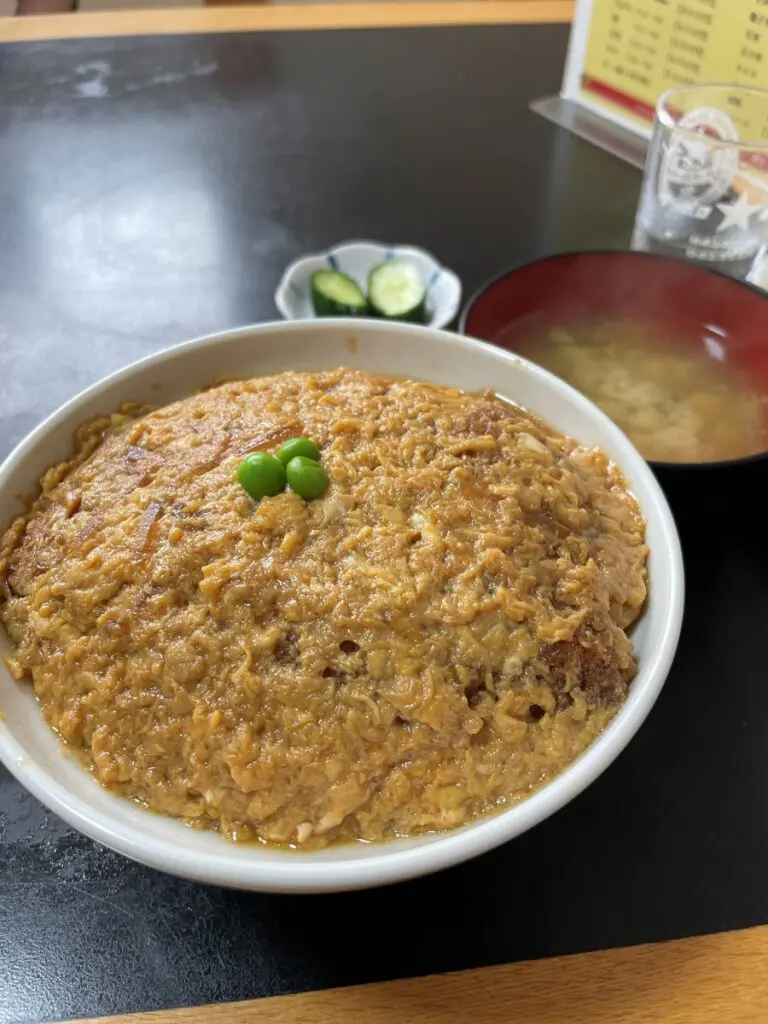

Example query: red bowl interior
[463,251,768,396]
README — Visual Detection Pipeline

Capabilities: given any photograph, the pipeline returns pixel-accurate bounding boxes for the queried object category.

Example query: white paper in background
[535,0,768,168]
[531,0,650,168]
[560,0,653,143]
[532,0,768,291]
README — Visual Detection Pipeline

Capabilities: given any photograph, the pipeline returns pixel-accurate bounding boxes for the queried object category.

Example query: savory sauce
[0,369,647,849]
[509,315,768,464]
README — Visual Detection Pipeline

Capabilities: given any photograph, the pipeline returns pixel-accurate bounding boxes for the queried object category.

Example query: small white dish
[0,319,683,893]
[275,240,462,329]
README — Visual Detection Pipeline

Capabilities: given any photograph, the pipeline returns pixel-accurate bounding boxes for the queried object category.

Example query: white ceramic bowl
[0,320,684,893]
[274,240,462,329]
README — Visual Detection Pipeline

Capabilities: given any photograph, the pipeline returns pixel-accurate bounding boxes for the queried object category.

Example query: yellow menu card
[562,0,768,139]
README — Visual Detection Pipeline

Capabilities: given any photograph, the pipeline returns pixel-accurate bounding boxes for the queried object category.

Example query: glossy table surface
[1,15,767,1024]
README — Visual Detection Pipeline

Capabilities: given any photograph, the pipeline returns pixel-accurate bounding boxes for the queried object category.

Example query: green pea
[237,453,286,501]
[286,455,329,500]
[276,437,321,467]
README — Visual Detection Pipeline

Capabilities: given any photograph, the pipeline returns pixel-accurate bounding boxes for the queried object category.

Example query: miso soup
[510,316,768,464]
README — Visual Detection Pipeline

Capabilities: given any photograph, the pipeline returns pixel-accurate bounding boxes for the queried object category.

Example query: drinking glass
[633,84,768,279]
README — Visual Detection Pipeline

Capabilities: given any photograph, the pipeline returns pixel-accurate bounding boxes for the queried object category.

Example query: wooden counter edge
[74,924,768,1024]
[0,1,574,42]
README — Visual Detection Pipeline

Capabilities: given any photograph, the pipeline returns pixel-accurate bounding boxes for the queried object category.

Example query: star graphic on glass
[716,192,763,232]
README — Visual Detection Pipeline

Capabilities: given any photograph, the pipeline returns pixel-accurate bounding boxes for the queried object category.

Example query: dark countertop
[1,22,766,1024]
